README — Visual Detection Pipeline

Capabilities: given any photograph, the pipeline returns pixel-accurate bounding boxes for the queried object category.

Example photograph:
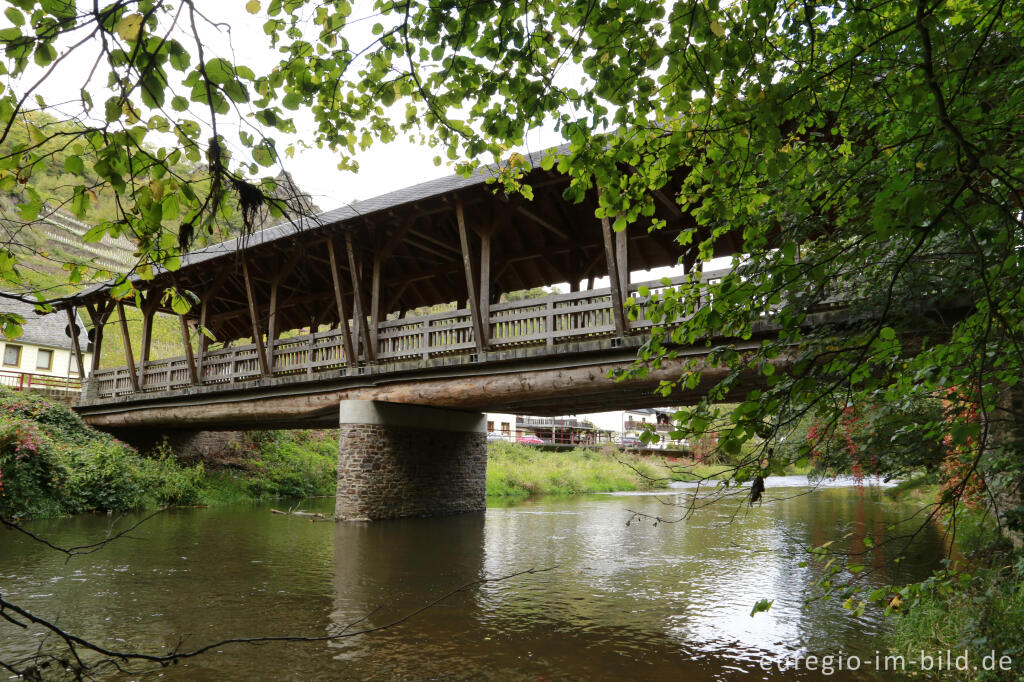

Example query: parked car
[517,435,544,445]
[486,432,508,442]
[622,437,641,448]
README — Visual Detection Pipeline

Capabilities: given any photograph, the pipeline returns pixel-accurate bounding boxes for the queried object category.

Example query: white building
[0,299,92,394]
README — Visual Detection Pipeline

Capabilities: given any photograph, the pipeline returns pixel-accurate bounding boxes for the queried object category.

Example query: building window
[501,422,510,434]
[487,421,494,432]
[3,344,21,367]
[36,349,53,371]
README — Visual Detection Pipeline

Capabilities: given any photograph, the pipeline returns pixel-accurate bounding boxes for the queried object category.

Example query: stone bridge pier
[336,400,487,521]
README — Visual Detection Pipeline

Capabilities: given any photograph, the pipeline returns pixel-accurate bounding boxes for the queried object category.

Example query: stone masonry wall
[336,424,486,520]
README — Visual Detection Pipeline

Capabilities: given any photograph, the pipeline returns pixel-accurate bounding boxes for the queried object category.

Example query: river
[0,476,947,680]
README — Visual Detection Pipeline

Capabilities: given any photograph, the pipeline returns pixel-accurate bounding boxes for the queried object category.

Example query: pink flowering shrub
[0,388,203,518]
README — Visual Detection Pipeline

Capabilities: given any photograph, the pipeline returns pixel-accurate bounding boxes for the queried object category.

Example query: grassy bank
[485,441,730,497]
[886,505,1024,681]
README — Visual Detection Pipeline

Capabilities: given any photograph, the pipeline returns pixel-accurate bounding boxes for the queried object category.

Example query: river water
[0,477,947,680]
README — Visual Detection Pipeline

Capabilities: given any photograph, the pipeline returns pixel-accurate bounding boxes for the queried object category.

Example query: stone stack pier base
[335,400,487,521]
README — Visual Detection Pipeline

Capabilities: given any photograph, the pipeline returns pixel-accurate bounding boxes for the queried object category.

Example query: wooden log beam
[345,232,376,361]
[456,202,485,352]
[407,228,461,256]
[515,205,570,240]
[601,216,628,335]
[242,256,270,376]
[116,302,140,392]
[378,218,418,261]
[326,238,356,365]
[78,354,766,430]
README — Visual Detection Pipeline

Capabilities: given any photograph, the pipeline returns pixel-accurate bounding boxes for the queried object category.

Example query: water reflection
[0,481,946,680]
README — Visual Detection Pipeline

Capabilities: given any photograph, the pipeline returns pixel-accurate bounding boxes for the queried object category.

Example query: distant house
[484,408,685,449]
[0,299,92,395]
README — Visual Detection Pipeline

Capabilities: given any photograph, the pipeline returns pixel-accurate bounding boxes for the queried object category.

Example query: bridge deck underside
[77,335,770,431]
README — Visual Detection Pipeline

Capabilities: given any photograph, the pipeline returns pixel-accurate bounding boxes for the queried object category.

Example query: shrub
[0,417,67,517]
[0,389,206,518]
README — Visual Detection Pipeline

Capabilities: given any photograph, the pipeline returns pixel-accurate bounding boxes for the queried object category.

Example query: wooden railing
[0,370,82,393]
[87,270,725,400]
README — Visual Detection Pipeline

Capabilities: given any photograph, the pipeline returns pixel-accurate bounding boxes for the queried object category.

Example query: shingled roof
[0,298,89,351]
[64,149,543,304]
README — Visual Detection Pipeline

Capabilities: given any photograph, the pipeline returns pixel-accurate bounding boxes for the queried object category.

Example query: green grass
[486,441,678,497]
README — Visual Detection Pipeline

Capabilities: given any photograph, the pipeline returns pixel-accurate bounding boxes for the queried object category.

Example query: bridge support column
[336,400,487,521]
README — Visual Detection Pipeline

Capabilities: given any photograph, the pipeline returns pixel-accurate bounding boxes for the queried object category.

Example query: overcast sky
[11,1,562,211]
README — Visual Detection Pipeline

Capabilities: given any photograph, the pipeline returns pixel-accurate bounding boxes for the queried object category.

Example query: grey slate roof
[66,145,564,303]
[0,298,89,350]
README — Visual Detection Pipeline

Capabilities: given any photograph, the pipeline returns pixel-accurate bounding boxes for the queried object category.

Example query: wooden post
[456,202,485,352]
[370,255,381,350]
[84,301,114,374]
[615,223,629,295]
[266,278,279,375]
[179,315,198,384]
[116,302,140,392]
[196,297,209,384]
[326,238,356,366]
[241,256,270,376]
[138,293,160,389]
[479,230,491,346]
[65,308,85,379]
[545,299,555,349]
[194,266,231,385]
[601,217,627,336]
[345,232,376,361]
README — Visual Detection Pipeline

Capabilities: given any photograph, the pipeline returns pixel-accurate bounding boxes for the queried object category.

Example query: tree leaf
[115,14,144,42]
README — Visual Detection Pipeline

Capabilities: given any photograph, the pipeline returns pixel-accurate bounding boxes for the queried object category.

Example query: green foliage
[0,392,339,517]
[0,388,204,517]
[241,430,337,499]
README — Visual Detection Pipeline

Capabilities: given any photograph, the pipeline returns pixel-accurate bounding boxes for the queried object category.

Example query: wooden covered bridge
[56,153,754,519]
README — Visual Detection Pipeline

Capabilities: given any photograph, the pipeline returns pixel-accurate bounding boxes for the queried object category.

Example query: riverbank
[0,389,338,518]
[1,390,727,518]
[882,490,1024,679]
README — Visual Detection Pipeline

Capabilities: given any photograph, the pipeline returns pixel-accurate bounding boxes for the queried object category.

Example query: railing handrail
[0,369,83,391]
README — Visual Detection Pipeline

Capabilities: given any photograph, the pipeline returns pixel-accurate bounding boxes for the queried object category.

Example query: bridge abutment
[336,400,487,521]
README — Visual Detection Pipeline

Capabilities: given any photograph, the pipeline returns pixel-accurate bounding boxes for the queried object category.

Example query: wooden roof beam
[515,205,569,240]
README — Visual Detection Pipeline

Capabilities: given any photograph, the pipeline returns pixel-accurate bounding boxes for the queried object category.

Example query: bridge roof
[63,149,732,343]
[66,150,510,301]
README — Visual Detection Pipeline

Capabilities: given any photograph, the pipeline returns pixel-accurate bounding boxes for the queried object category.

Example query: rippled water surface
[0,478,946,680]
